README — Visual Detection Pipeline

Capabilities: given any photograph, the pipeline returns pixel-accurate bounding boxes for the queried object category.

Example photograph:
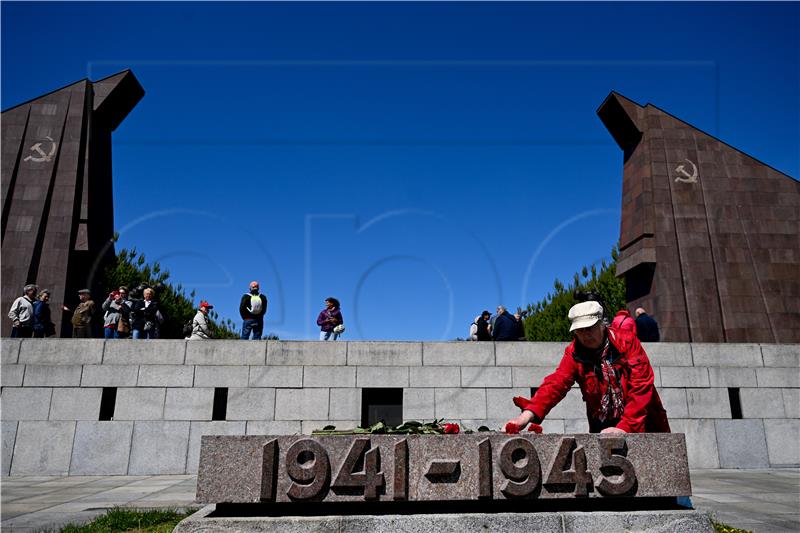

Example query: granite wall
[1,340,797,476]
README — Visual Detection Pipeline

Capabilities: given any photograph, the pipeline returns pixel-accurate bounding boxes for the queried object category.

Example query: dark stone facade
[598,92,799,343]
[1,70,143,337]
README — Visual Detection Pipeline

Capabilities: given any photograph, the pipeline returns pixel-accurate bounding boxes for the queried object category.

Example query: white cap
[568,301,603,332]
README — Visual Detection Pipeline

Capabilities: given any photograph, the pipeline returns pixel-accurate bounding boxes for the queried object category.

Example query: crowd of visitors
[9,280,660,344]
[469,305,527,341]
[6,280,349,342]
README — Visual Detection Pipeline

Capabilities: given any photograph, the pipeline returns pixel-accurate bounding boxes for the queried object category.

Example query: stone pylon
[598,92,799,342]
[2,70,144,337]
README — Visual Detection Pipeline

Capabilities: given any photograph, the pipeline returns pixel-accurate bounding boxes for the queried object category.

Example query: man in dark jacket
[240,281,268,340]
[491,306,519,341]
[506,301,669,434]
[634,307,660,342]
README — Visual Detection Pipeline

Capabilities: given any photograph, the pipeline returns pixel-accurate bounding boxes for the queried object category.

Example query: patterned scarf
[597,340,624,422]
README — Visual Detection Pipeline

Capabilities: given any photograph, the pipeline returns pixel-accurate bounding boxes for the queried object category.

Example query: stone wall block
[194,365,249,388]
[1,338,21,364]
[249,366,303,388]
[274,388,330,420]
[545,388,586,419]
[756,367,800,388]
[461,367,512,388]
[49,388,102,420]
[103,339,186,365]
[783,388,800,419]
[2,365,24,387]
[137,365,194,387]
[642,343,693,366]
[226,388,276,421]
[409,366,461,388]
[114,388,166,420]
[267,341,345,366]
[760,344,799,368]
[81,364,138,387]
[740,388,786,418]
[246,421,302,435]
[346,342,422,366]
[10,421,76,475]
[128,421,190,475]
[485,388,530,420]
[668,419,720,469]
[21,365,82,388]
[356,366,409,388]
[186,341,266,366]
[329,388,361,420]
[495,342,566,367]
[686,388,731,419]
[434,388,487,419]
[660,367,710,388]
[691,343,763,367]
[423,342,494,366]
[1,387,52,420]
[564,418,589,433]
[707,367,757,387]
[715,419,769,468]
[403,388,435,421]
[69,421,134,475]
[164,388,214,420]
[19,339,104,364]
[186,421,246,474]
[659,388,689,418]
[301,420,361,435]
[2,421,18,476]
[511,367,554,388]
[304,366,356,388]
[764,419,800,466]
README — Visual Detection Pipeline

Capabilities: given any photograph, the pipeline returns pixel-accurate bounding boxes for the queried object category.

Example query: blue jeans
[103,327,121,339]
[132,329,157,339]
[319,330,339,341]
[241,319,263,340]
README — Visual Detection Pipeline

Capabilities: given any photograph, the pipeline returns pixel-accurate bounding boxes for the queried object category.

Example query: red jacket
[611,309,637,335]
[515,326,670,433]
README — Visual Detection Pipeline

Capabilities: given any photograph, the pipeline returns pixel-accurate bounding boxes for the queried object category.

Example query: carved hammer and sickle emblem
[674,159,699,184]
[23,136,57,163]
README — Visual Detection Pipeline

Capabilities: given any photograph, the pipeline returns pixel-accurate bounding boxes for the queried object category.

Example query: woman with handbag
[316,297,344,341]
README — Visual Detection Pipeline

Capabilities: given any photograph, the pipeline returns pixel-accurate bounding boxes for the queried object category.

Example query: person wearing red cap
[189,301,213,340]
[506,300,670,434]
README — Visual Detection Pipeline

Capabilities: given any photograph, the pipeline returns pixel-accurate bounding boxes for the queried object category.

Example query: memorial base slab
[174,505,714,533]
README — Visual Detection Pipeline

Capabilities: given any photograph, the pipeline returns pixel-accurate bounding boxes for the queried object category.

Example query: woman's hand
[600,427,626,434]
[505,410,534,431]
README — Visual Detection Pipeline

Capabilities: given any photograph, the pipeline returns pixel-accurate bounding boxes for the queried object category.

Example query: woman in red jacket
[506,301,670,434]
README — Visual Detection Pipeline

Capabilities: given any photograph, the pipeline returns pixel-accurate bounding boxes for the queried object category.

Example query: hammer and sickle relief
[23,136,57,163]
[674,159,699,184]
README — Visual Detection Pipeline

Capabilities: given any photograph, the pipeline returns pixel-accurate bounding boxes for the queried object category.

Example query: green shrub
[523,245,626,341]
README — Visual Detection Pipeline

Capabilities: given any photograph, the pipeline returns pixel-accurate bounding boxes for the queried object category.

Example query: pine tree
[522,246,626,341]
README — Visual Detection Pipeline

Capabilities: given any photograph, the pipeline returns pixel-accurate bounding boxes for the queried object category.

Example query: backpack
[182,320,194,338]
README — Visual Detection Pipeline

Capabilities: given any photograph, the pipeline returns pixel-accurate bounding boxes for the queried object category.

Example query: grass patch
[39,507,194,533]
[712,520,754,533]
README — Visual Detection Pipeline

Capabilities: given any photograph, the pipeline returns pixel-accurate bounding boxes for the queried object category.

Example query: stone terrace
[1,339,798,476]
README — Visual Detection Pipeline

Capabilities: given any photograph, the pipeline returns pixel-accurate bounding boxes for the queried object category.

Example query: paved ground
[1,469,798,532]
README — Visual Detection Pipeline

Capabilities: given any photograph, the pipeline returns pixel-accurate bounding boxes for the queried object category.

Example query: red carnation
[527,423,543,434]
[504,422,521,434]
[443,423,460,434]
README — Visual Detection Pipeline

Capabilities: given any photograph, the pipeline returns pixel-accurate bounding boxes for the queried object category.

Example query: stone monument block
[196,433,691,504]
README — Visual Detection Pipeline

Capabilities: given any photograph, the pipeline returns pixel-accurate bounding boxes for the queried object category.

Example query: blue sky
[3,2,798,340]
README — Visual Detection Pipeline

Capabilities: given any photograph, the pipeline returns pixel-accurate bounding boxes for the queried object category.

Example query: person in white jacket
[189,301,213,340]
[8,284,38,338]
